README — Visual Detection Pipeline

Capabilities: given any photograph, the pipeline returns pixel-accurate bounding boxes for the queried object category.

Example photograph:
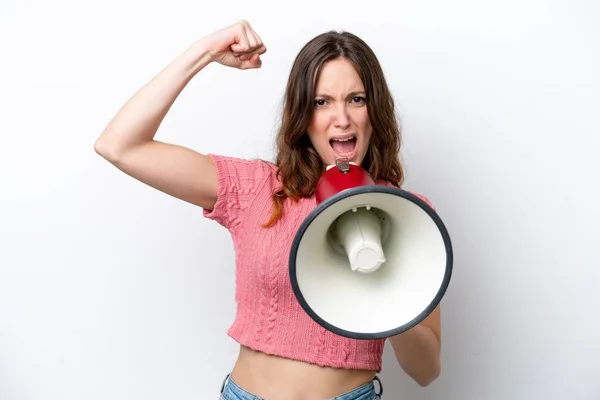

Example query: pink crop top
[202,154,432,372]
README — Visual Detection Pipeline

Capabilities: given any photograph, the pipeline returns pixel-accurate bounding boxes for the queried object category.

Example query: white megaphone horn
[289,158,453,339]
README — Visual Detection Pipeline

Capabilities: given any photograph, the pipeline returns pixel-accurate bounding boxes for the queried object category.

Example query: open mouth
[330,136,357,158]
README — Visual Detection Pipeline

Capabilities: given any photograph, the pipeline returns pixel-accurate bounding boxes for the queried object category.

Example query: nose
[333,104,350,129]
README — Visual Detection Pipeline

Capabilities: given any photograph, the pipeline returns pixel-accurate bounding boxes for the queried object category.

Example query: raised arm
[94,20,266,210]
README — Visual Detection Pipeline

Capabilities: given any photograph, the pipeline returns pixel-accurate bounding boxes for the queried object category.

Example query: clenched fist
[201,20,267,70]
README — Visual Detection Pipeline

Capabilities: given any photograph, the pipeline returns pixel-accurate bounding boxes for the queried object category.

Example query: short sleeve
[202,154,274,231]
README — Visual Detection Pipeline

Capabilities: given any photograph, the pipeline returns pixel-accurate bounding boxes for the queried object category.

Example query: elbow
[414,363,440,387]
[415,374,438,387]
[94,135,112,160]
[94,138,106,158]
[94,134,124,164]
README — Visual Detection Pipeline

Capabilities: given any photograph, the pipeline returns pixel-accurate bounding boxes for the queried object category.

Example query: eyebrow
[315,91,366,98]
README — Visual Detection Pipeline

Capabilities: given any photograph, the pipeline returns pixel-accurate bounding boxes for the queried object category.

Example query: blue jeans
[219,373,383,400]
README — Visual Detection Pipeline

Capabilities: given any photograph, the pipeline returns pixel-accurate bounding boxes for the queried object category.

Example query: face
[307,58,373,167]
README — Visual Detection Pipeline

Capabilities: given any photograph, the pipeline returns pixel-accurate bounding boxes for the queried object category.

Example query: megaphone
[289,158,453,340]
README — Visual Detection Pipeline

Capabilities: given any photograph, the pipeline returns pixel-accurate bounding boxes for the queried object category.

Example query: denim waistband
[220,373,383,400]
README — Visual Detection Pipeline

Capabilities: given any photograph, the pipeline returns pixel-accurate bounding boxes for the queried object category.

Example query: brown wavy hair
[263,31,404,227]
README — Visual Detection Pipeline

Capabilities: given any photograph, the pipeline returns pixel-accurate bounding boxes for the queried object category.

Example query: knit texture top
[202,154,432,372]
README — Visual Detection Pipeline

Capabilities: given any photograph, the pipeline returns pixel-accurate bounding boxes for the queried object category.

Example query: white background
[1,0,599,399]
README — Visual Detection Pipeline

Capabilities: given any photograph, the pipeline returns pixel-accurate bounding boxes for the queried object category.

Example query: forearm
[94,40,213,160]
[389,324,441,386]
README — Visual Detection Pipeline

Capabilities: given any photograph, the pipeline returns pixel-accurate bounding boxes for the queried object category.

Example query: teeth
[332,136,356,142]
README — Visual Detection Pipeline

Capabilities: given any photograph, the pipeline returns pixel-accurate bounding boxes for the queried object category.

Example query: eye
[351,96,366,104]
[314,99,327,107]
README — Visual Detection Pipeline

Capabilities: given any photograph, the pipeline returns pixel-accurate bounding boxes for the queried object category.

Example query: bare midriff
[229,345,376,400]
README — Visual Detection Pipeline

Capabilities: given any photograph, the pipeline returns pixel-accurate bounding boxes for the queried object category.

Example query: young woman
[95,20,441,400]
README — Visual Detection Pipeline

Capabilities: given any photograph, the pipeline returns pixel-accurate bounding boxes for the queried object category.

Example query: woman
[95,20,441,400]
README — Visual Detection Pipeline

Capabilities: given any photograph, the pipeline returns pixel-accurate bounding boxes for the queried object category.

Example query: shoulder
[203,154,279,230]
[207,154,279,185]
[207,153,276,171]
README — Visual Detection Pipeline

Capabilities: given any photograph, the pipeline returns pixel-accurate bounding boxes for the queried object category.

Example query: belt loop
[373,376,383,396]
